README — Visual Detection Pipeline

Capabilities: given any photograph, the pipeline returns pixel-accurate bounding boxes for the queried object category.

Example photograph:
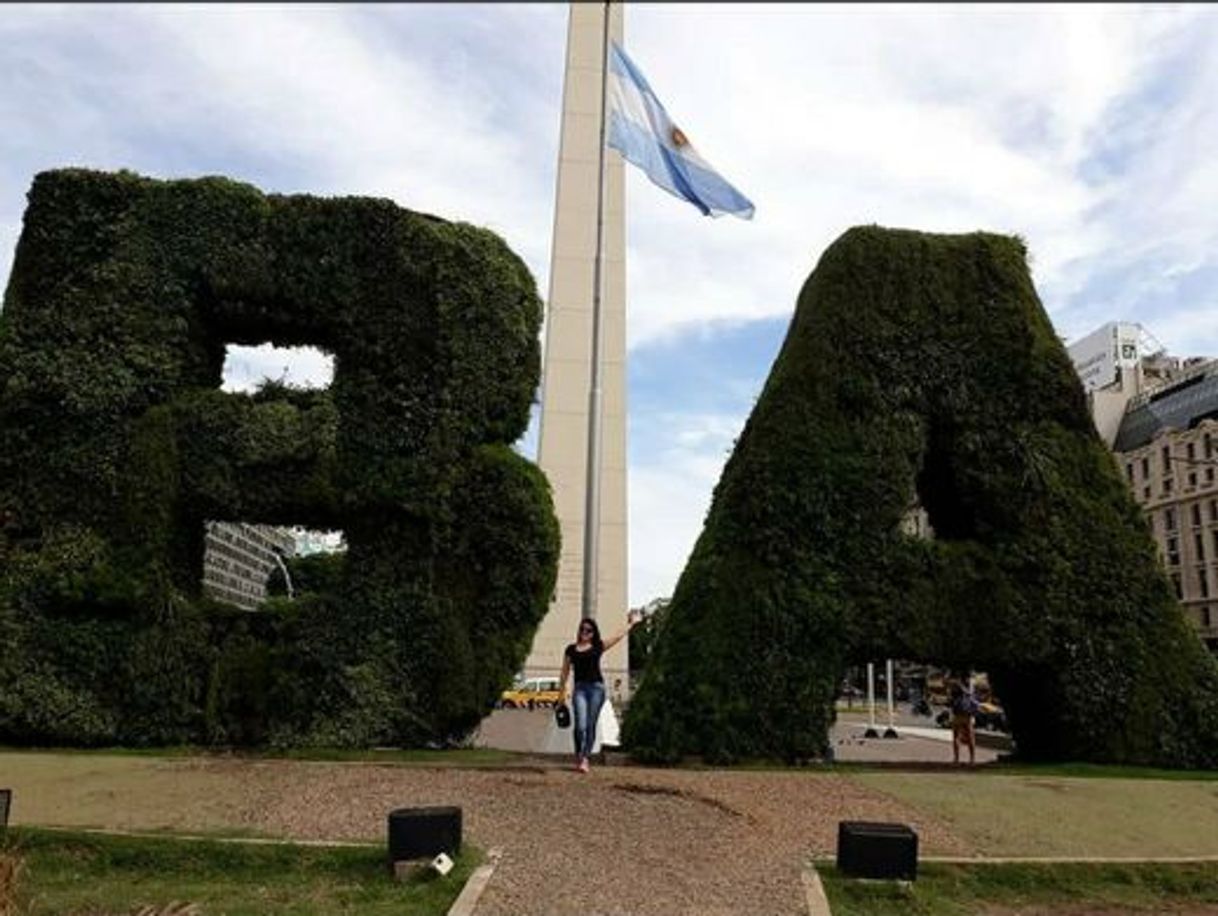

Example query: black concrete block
[836,820,917,880]
[388,805,462,863]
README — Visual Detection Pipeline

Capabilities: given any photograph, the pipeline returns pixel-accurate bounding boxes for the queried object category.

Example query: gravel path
[6,753,965,914]
[196,759,963,915]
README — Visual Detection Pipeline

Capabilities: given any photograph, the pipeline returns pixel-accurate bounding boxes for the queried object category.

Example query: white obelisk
[525,1,628,696]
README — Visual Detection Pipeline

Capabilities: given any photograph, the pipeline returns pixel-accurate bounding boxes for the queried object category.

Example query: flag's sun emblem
[671,126,689,148]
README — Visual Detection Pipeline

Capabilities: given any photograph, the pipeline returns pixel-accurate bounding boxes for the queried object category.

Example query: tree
[628,597,670,674]
[265,551,345,599]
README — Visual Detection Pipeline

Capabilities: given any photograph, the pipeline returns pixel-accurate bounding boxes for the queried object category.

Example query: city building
[202,521,296,610]
[1067,321,1183,447]
[291,526,345,557]
[1069,322,1218,652]
[900,505,934,540]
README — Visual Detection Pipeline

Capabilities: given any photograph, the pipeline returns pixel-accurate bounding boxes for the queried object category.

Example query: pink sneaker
[578,757,590,773]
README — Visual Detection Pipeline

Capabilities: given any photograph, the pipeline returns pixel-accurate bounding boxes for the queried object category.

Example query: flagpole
[581,0,611,623]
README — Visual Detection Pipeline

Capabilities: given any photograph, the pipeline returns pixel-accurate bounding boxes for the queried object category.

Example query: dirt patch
[1,850,25,916]
[610,781,747,819]
[1023,780,1072,793]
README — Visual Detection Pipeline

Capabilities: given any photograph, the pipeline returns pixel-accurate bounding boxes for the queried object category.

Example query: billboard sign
[1069,322,1141,393]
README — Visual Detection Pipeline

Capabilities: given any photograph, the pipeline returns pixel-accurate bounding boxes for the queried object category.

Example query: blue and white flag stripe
[606,42,755,220]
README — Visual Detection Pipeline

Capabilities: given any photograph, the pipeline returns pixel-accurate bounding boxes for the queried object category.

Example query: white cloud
[4,3,1218,610]
[629,410,745,604]
[619,3,1213,346]
[221,345,334,393]
[1136,303,1218,360]
[619,4,1218,598]
[0,4,566,291]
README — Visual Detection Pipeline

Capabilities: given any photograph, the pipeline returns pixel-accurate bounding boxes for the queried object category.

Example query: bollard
[863,662,880,738]
[388,806,462,871]
[883,659,900,738]
[837,821,918,881]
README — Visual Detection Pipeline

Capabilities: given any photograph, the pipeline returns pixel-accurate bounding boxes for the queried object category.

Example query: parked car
[973,700,1008,732]
[499,677,563,709]
[839,682,864,700]
[936,700,1008,732]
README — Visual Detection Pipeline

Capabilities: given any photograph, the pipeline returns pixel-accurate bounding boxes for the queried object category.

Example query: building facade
[1067,321,1184,447]
[202,521,296,610]
[291,526,345,557]
[1070,323,1218,653]
[1113,364,1218,653]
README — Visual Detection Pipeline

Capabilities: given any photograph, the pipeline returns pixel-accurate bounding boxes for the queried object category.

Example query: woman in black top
[559,613,638,772]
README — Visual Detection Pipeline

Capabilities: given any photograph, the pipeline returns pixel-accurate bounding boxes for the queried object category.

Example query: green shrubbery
[624,226,1218,768]
[0,168,558,748]
[266,551,344,599]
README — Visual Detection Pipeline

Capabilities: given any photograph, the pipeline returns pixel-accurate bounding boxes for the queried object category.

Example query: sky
[3,3,1218,606]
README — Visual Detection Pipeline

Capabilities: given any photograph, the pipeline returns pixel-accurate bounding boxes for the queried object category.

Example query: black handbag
[554,702,571,729]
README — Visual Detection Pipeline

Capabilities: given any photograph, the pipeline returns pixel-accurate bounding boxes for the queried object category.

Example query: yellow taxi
[499,677,563,709]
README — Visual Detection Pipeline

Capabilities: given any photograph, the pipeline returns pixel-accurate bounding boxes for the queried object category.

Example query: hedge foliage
[0,168,559,747]
[266,551,345,599]
[623,226,1218,768]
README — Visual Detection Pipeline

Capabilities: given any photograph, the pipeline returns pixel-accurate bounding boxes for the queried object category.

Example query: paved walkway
[831,721,1001,764]
[473,708,1001,765]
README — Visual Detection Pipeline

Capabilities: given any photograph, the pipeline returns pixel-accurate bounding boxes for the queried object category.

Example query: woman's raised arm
[601,611,640,652]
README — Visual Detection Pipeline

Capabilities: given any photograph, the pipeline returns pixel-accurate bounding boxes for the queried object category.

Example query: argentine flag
[607,42,755,220]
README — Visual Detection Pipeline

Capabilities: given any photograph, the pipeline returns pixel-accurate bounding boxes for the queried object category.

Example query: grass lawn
[976,761,1218,782]
[1,827,477,915]
[0,749,517,839]
[0,745,516,766]
[849,771,1218,857]
[818,861,1218,915]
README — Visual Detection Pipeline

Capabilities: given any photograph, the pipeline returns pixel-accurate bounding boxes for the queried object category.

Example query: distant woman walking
[560,613,638,772]
[949,675,978,766]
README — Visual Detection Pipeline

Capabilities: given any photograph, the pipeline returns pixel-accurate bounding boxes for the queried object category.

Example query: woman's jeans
[572,681,606,758]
